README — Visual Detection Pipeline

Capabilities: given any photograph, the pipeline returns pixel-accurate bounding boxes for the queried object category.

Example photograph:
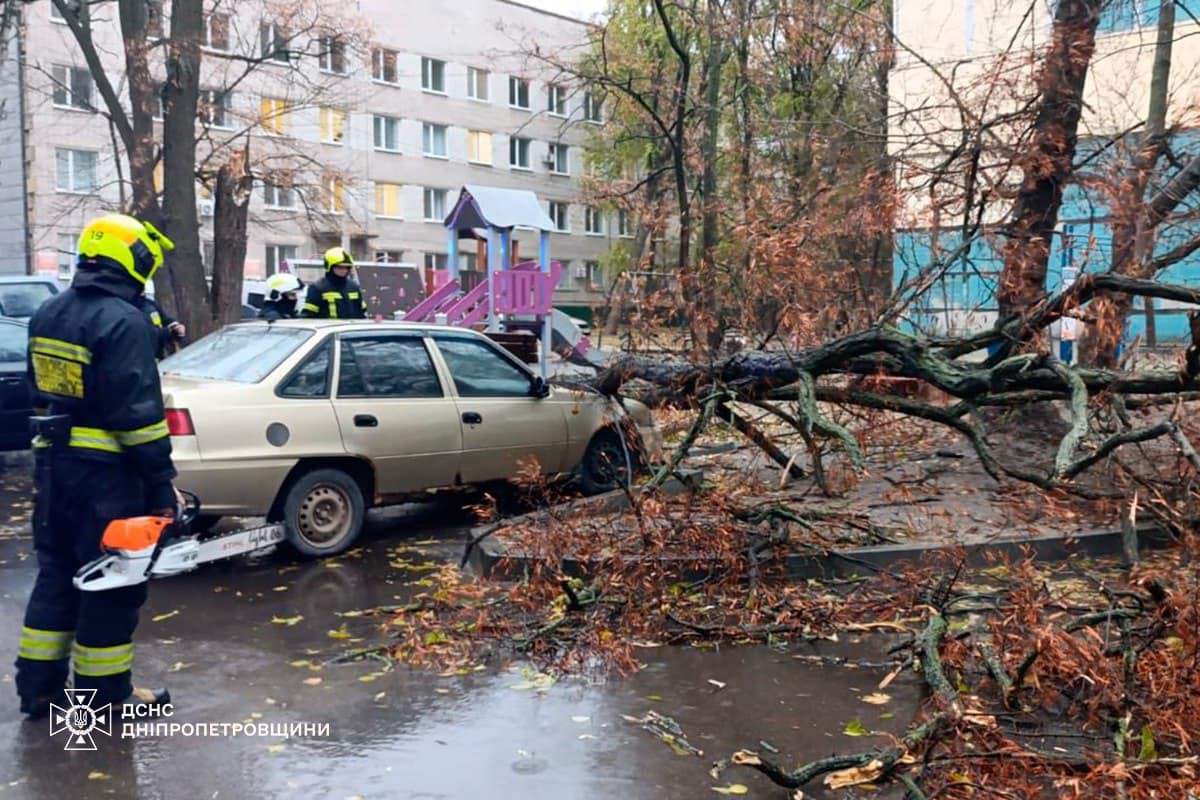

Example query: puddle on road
[0,493,920,800]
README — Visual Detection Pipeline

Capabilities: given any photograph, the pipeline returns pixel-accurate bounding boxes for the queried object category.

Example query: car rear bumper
[171,438,295,515]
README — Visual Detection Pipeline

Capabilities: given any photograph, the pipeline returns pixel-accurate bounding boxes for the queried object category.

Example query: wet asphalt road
[0,455,920,799]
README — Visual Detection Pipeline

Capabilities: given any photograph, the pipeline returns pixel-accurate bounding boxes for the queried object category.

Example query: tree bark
[116,0,157,220]
[996,0,1103,319]
[210,147,251,327]
[158,0,208,335]
[1084,0,1176,367]
[696,0,725,354]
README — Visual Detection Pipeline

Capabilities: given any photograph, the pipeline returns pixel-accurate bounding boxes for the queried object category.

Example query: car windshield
[160,325,313,383]
[0,283,53,318]
[0,322,26,363]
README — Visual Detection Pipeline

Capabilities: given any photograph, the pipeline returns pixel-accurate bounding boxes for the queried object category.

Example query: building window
[508,77,530,109]
[318,37,347,74]
[585,207,605,235]
[424,253,449,272]
[583,90,604,123]
[372,48,399,84]
[373,115,400,151]
[467,130,493,164]
[52,65,92,110]
[421,57,446,93]
[202,241,215,278]
[617,209,632,237]
[263,180,296,208]
[322,174,344,214]
[375,249,403,263]
[547,201,569,232]
[260,22,290,62]
[422,123,447,158]
[198,89,232,129]
[55,148,97,193]
[265,244,299,275]
[548,142,568,175]
[547,84,567,116]
[319,107,347,144]
[1098,0,1157,33]
[585,260,602,289]
[203,13,230,51]
[467,67,489,101]
[509,136,530,169]
[423,188,447,221]
[374,182,402,218]
[260,97,288,135]
[460,252,477,272]
[56,232,76,279]
[145,1,164,38]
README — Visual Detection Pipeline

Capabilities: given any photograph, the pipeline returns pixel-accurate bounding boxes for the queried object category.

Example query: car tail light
[165,408,194,436]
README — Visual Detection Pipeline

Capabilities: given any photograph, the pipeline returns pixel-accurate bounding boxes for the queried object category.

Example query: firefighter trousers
[15,451,148,707]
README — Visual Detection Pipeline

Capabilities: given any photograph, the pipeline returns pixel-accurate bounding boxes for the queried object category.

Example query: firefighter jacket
[138,295,178,360]
[259,298,299,321]
[27,268,177,510]
[300,274,368,319]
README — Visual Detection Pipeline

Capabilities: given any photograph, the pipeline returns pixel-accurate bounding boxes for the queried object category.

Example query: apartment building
[0,0,628,312]
[890,0,1200,341]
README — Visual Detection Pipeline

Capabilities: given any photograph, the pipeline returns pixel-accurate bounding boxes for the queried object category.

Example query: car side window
[435,337,534,398]
[278,341,331,398]
[337,336,442,398]
[0,323,26,362]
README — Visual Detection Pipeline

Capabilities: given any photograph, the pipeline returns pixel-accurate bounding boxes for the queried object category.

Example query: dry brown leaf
[731,751,762,766]
[861,692,892,705]
[823,758,884,789]
[878,665,903,691]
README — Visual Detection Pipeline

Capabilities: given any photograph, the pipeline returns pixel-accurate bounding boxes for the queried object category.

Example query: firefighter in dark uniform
[259,272,303,321]
[16,214,178,718]
[299,247,368,319]
[138,294,186,360]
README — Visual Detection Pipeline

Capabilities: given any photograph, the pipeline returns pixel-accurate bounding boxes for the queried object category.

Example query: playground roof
[445,184,556,233]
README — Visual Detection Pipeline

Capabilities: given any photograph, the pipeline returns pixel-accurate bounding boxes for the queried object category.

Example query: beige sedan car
[158,320,658,556]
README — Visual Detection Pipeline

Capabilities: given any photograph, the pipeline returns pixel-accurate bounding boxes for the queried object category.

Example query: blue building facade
[894,1,1200,349]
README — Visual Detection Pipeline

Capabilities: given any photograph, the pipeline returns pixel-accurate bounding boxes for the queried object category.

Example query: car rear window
[160,325,314,383]
[0,283,54,318]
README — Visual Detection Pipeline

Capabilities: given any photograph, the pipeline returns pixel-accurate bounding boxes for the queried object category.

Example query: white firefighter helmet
[266,272,303,300]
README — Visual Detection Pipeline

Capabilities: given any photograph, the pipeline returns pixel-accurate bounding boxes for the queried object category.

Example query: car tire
[281,469,365,557]
[578,427,644,496]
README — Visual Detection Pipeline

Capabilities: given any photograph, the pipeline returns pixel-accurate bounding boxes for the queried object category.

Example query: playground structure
[400,184,593,376]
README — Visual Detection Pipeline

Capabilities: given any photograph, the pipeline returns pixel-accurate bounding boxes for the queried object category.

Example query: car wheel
[578,427,643,495]
[282,469,365,557]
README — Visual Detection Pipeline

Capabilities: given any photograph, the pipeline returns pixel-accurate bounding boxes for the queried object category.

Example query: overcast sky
[519,0,608,21]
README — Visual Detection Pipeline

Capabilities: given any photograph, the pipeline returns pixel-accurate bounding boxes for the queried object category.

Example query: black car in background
[0,318,31,451]
[0,276,60,319]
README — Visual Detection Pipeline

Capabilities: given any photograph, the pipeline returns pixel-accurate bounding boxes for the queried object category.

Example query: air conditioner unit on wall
[198,200,215,217]
[542,157,556,170]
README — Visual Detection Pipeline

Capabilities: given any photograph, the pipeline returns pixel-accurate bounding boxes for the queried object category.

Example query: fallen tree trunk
[589,271,1200,498]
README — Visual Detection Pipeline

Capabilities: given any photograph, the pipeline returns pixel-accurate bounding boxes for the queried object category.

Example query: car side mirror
[531,376,551,398]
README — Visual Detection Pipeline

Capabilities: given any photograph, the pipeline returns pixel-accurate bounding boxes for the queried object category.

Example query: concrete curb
[468,485,1177,581]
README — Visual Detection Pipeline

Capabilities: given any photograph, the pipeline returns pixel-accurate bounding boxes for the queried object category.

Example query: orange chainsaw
[73,491,285,591]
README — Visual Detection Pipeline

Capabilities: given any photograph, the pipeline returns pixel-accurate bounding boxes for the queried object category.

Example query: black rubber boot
[19,695,53,720]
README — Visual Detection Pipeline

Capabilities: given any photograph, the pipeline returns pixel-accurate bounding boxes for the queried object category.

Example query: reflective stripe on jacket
[27,271,176,495]
[299,276,368,319]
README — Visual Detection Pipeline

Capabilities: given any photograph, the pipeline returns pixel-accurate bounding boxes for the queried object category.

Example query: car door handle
[461,412,483,425]
[354,414,378,428]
